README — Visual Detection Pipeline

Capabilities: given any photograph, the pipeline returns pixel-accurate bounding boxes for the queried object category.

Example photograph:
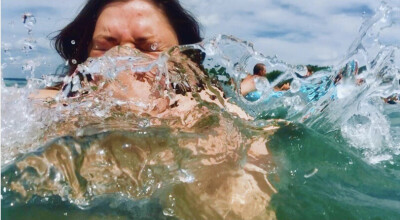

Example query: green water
[2,195,167,220]
[2,123,400,219]
[268,124,400,220]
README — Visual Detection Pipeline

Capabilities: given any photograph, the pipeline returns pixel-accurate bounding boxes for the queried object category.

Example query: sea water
[2,1,400,220]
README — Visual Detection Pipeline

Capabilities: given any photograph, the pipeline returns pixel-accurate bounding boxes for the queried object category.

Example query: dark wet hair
[253,63,266,76]
[53,0,202,74]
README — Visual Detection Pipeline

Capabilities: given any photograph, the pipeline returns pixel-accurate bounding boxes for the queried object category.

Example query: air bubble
[71,40,76,45]
[122,144,131,148]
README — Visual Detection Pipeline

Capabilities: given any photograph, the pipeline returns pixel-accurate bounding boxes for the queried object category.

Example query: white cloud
[198,14,220,26]
[182,0,386,65]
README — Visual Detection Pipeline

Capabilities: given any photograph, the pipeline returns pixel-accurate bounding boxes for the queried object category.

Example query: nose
[121,42,136,49]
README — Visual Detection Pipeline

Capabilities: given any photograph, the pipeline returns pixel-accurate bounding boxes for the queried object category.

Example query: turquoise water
[2,2,400,220]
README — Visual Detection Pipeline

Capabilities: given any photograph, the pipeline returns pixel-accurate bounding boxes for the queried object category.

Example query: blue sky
[1,0,387,78]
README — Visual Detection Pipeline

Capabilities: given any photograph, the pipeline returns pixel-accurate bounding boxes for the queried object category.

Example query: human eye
[138,42,160,53]
[89,39,116,57]
[93,41,112,51]
[92,36,118,50]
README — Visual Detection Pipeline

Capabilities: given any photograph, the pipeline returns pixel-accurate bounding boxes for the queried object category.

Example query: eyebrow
[92,35,118,43]
[92,35,153,45]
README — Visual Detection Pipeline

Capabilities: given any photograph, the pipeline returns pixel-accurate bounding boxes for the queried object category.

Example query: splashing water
[199,2,400,164]
[307,2,400,163]
[2,45,279,219]
[2,1,400,219]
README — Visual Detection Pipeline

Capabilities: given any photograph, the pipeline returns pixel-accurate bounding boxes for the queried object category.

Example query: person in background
[334,60,365,85]
[383,94,399,104]
[274,81,291,91]
[240,63,268,101]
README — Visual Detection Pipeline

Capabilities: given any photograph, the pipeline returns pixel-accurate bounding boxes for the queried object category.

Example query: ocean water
[2,2,400,220]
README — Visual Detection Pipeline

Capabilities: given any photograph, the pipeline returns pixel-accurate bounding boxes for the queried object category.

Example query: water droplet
[71,40,76,45]
[71,59,77,64]
[22,61,35,73]
[151,42,158,51]
[22,42,34,53]
[22,13,36,34]
[290,79,301,93]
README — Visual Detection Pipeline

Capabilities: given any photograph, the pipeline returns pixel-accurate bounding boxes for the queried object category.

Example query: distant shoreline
[3,78,28,87]
[3,78,28,81]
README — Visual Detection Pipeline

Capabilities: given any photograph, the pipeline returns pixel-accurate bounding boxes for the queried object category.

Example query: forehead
[96,0,166,32]
[101,0,161,16]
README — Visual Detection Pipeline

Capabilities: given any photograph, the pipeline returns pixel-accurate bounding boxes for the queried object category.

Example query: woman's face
[89,0,179,58]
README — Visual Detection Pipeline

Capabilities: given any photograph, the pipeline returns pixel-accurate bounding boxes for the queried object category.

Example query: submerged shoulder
[29,89,59,100]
